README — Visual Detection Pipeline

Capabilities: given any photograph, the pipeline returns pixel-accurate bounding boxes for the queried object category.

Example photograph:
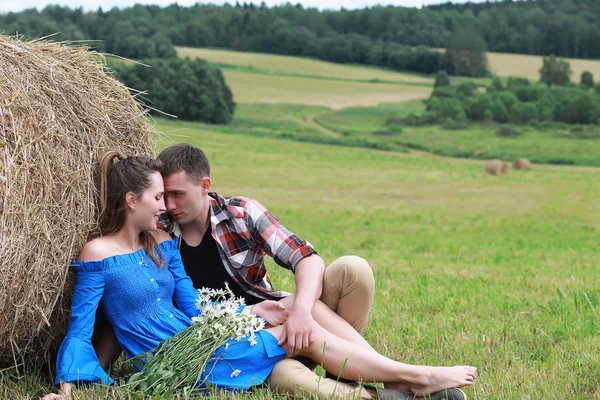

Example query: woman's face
[130,171,166,231]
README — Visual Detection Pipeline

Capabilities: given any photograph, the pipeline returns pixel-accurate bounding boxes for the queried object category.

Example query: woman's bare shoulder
[78,237,115,262]
[150,229,172,244]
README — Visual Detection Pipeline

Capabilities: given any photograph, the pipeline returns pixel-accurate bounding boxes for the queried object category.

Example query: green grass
[8,121,599,399]
[315,100,426,137]
[158,103,410,153]
[314,103,600,167]
[391,124,600,166]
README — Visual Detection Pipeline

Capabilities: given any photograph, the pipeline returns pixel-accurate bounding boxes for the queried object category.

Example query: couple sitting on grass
[42,144,477,400]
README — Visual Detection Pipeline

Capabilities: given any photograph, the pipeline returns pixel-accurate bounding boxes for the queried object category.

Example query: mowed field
[177,47,434,84]
[177,47,432,108]
[180,46,600,84]
[11,123,599,399]
[487,51,600,80]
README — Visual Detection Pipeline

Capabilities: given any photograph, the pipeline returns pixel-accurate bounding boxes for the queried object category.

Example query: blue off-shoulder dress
[55,238,286,391]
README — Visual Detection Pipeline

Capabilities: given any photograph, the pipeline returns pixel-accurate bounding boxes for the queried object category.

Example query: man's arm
[243,198,324,354]
[279,254,326,355]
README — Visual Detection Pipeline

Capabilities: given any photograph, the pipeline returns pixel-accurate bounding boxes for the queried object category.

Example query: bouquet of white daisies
[127,283,266,397]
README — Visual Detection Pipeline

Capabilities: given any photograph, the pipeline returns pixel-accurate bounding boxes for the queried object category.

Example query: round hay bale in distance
[513,158,532,170]
[485,159,510,176]
[0,36,155,365]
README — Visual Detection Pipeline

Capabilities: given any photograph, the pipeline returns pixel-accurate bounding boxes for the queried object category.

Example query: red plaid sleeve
[243,198,317,272]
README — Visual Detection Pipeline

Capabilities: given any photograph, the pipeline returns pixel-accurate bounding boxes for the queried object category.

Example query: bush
[506,77,531,89]
[581,71,594,89]
[483,108,494,122]
[434,70,451,88]
[430,86,455,99]
[421,111,440,125]
[401,113,424,126]
[510,102,538,124]
[442,118,469,130]
[498,92,518,111]
[496,125,523,137]
[456,81,478,97]
[554,91,597,124]
[384,116,403,126]
[514,84,540,102]
[116,58,236,123]
[488,77,505,92]
[490,100,509,123]
[570,126,600,140]
[464,94,490,120]
[428,97,466,121]
[540,55,571,86]
[374,124,404,136]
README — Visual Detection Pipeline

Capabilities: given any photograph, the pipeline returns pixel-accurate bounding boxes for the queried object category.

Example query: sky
[0,0,484,14]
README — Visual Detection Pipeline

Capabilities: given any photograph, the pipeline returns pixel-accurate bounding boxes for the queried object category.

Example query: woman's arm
[47,241,113,397]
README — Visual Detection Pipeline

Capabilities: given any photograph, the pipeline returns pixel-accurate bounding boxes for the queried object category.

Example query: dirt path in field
[302,114,343,138]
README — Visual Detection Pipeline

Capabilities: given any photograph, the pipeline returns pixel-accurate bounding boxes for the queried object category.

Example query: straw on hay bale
[0,35,155,365]
[485,159,510,176]
[513,158,532,170]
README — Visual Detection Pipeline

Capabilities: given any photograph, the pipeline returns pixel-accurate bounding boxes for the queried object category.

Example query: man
[156,143,379,399]
[96,144,464,400]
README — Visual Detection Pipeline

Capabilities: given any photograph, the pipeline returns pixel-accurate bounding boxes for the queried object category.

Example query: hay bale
[0,36,155,365]
[513,158,532,170]
[485,159,510,176]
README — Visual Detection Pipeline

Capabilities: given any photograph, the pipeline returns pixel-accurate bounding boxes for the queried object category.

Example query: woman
[43,152,477,399]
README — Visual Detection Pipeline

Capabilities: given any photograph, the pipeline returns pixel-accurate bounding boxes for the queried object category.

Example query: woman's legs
[265,323,477,396]
[279,295,374,351]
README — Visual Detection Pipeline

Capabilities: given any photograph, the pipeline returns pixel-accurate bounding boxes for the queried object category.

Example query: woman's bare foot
[383,382,411,392]
[408,366,477,396]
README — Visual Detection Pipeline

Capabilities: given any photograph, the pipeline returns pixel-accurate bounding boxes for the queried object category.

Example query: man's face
[163,170,208,226]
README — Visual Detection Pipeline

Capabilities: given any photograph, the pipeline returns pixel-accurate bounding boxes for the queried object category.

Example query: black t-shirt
[179,225,263,305]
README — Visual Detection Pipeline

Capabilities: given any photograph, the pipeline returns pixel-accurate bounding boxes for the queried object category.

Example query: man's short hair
[157,143,210,183]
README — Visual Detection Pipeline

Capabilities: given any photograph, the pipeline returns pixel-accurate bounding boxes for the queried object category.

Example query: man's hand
[251,300,290,326]
[277,306,314,356]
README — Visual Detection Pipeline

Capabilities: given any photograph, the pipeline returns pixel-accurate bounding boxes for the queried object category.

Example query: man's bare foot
[408,366,477,396]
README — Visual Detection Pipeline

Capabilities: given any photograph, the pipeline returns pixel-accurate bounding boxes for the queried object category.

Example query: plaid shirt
[157,192,317,300]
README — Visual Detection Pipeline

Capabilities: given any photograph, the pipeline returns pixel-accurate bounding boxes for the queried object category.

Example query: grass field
[6,121,599,399]
[220,70,431,109]
[178,46,600,84]
[314,103,600,167]
[177,47,433,109]
[177,47,434,85]
[5,45,600,399]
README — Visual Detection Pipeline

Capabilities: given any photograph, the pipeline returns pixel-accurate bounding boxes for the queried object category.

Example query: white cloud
[1,0,480,13]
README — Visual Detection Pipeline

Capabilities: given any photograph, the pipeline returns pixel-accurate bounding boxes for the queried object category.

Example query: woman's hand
[41,383,71,400]
[250,300,290,326]
[41,394,65,400]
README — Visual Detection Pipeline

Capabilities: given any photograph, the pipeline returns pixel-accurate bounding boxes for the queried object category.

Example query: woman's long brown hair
[91,151,164,266]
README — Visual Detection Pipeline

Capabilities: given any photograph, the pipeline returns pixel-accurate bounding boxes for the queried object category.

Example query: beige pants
[267,256,377,399]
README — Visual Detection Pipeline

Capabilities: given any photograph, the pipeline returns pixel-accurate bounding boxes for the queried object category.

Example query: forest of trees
[1,0,599,77]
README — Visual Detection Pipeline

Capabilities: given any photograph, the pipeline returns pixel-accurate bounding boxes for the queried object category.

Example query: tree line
[4,1,600,77]
[394,58,600,132]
